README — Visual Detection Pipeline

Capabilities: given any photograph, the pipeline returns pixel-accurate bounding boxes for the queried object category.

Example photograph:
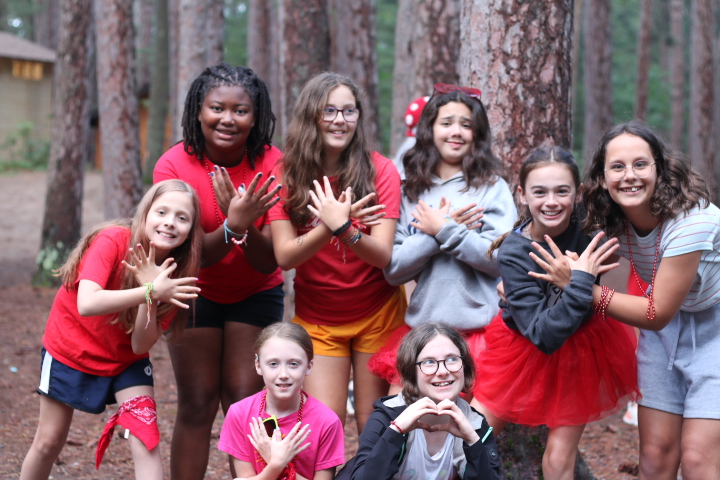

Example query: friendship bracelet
[390,420,405,435]
[340,227,362,246]
[143,282,154,329]
[223,219,248,247]
[332,220,352,237]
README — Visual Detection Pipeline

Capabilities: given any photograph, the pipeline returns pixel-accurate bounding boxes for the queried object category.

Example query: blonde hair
[56,180,203,338]
[255,322,314,362]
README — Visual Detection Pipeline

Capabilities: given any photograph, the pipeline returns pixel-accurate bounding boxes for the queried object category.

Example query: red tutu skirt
[473,311,639,427]
[367,324,487,385]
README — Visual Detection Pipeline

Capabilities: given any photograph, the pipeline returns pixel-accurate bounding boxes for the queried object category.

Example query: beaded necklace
[625,218,663,322]
[202,148,248,227]
[257,389,305,480]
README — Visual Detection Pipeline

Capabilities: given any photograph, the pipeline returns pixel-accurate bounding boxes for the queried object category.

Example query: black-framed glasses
[262,415,279,436]
[415,356,463,375]
[322,107,360,123]
[605,160,655,182]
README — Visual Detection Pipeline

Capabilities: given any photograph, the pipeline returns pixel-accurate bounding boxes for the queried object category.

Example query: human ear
[576,183,585,203]
[254,353,262,376]
[305,360,313,376]
[517,186,527,206]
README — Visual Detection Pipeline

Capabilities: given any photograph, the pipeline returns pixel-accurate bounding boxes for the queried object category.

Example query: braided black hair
[181,63,275,169]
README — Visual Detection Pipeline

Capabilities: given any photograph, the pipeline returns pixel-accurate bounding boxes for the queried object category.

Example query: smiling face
[255,337,312,404]
[198,85,255,165]
[432,101,473,179]
[415,335,465,403]
[144,191,195,260]
[603,133,657,215]
[320,85,359,165]
[519,164,580,241]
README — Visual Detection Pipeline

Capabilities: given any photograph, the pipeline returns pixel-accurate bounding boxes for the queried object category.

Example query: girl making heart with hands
[340,323,501,480]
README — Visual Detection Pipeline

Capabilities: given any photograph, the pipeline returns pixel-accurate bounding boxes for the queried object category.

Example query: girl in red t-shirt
[20,180,202,480]
[269,72,406,434]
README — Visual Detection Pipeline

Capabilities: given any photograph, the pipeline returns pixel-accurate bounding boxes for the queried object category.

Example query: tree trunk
[205,0,224,66]
[134,0,153,95]
[390,0,461,156]
[248,0,282,142]
[144,0,169,182]
[95,0,143,219]
[330,0,380,150]
[168,0,180,142]
[669,0,685,149]
[634,0,652,120]
[688,0,715,197]
[459,0,573,190]
[32,0,59,49]
[582,0,613,163]
[278,0,331,133]
[34,0,92,286]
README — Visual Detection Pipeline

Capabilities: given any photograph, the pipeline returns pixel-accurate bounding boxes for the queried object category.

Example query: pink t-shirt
[43,227,166,376]
[268,152,401,325]
[154,143,283,303]
[218,390,345,478]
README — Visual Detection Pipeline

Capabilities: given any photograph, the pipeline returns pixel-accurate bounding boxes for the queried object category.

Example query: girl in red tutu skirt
[474,146,639,480]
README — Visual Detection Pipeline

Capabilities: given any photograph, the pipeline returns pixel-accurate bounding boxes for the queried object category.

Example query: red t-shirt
[43,227,158,376]
[268,152,401,325]
[154,143,284,303]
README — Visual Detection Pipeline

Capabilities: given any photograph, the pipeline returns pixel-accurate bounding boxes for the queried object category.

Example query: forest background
[0,0,718,478]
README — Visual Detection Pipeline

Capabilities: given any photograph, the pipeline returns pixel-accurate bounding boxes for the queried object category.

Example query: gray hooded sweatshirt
[383,172,517,329]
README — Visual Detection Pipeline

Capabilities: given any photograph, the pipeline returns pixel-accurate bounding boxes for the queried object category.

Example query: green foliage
[32,241,67,287]
[224,0,248,66]
[0,121,51,172]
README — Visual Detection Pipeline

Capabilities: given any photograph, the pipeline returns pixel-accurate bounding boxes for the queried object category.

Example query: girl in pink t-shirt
[219,322,345,480]
[20,180,203,480]
[269,72,405,434]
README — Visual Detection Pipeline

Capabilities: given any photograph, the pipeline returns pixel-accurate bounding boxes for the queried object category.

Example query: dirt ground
[0,170,640,479]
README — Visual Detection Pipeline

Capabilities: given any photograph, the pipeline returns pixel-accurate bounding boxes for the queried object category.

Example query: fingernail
[210,172,214,177]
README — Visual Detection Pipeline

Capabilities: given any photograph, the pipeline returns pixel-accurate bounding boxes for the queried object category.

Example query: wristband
[143,282,154,329]
[390,420,405,435]
[332,220,352,237]
[224,219,248,247]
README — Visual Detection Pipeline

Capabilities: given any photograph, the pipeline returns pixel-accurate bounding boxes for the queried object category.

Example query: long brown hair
[57,180,203,338]
[397,323,475,405]
[487,146,580,257]
[278,72,376,227]
[583,120,709,237]
[403,90,502,203]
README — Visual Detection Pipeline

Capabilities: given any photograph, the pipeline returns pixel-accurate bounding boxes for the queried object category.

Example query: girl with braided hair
[154,63,284,479]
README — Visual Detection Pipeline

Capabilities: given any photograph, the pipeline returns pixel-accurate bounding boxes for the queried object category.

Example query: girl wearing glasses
[578,121,720,479]
[474,146,639,480]
[268,72,405,434]
[371,84,516,386]
[219,322,345,480]
[338,323,501,480]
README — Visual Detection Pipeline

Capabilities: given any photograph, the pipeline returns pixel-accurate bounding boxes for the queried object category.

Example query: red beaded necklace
[257,389,305,480]
[202,148,248,227]
[625,218,663,322]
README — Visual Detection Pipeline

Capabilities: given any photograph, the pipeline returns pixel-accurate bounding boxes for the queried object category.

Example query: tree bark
[582,0,613,163]
[248,0,282,142]
[330,0,380,150]
[459,0,573,190]
[390,0,461,156]
[168,0,180,142]
[95,0,143,219]
[134,0,153,95]
[688,0,715,197]
[278,0,331,134]
[32,0,59,49]
[34,0,92,286]
[205,0,224,66]
[669,0,685,149]
[634,0,652,120]
[144,0,169,182]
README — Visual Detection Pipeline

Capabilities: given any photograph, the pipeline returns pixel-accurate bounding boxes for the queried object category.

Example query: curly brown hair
[402,90,502,203]
[278,72,376,227]
[583,120,709,238]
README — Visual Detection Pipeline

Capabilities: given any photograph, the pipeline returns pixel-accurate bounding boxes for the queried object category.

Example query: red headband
[433,83,482,99]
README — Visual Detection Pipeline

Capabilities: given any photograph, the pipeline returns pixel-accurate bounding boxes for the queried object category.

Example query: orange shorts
[292,287,407,357]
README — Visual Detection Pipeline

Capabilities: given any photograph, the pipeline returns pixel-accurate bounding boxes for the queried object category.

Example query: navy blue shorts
[188,284,284,329]
[38,348,154,414]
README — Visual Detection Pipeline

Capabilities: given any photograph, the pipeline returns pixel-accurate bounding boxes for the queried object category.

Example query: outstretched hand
[410,200,450,237]
[150,263,200,309]
[225,172,282,235]
[340,191,386,227]
[268,422,311,469]
[247,417,273,464]
[123,242,173,285]
[390,397,440,434]
[307,176,352,232]
[529,232,619,289]
[211,165,238,217]
[426,399,480,445]
[439,197,484,230]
